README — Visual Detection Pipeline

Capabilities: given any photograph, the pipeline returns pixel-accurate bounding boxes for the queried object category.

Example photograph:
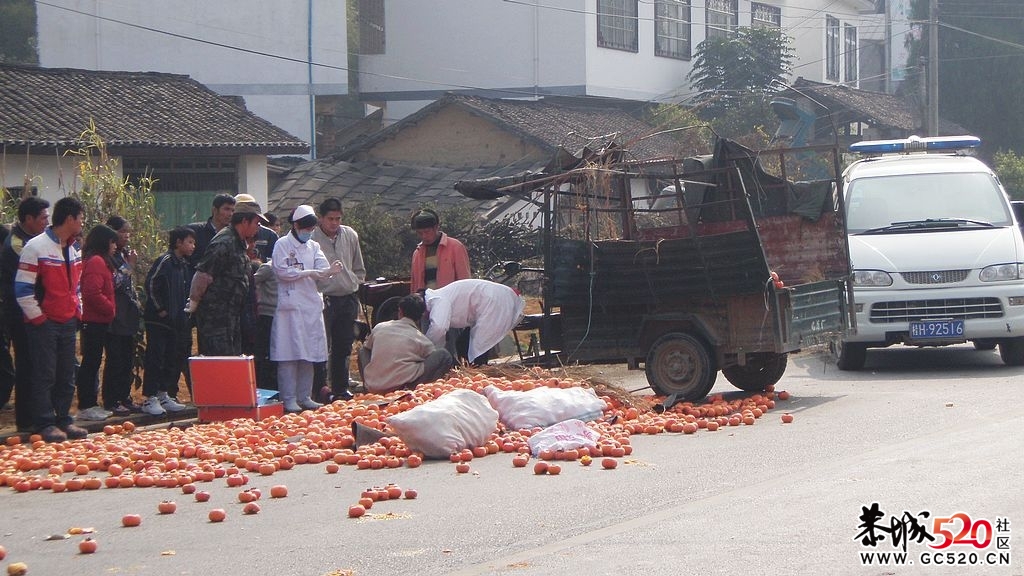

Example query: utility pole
[928,0,939,136]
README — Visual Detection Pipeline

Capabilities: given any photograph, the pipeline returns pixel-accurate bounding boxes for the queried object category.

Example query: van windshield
[846,172,1012,233]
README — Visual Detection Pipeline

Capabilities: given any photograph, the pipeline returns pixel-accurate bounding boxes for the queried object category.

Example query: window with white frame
[706,0,738,40]
[826,15,840,81]
[655,0,691,60]
[844,23,858,84]
[751,2,781,29]
[597,0,639,52]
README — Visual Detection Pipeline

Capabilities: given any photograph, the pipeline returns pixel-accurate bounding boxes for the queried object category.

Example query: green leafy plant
[995,149,1024,200]
[66,121,165,391]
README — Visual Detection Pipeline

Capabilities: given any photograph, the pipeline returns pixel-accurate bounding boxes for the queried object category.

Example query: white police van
[834,135,1024,370]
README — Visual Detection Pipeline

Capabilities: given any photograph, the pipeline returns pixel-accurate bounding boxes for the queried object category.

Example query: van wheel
[831,338,867,371]
[645,333,717,401]
[723,353,788,392]
[999,337,1024,366]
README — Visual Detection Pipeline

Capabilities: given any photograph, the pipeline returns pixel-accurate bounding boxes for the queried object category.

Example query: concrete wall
[0,152,103,203]
[358,0,587,109]
[359,107,548,167]
[35,0,345,151]
[0,152,268,217]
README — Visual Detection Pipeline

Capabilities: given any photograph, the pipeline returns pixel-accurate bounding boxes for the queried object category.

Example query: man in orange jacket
[409,209,472,361]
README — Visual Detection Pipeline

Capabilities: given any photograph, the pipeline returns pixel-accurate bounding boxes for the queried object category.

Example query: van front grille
[901,270,970,284]
[870,298,1003,323]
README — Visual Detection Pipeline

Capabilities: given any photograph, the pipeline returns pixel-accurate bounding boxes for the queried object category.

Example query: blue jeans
[27,318,79,430]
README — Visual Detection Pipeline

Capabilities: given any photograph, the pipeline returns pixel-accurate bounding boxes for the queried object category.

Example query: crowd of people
[0,193,526,443]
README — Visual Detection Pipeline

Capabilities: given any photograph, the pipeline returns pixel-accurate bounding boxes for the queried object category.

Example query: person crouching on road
[271,205,342,413]
[358,294,454,394]
[424,279,525,366]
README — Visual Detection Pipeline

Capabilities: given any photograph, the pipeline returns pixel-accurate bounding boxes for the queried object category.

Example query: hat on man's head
[411,208,439,230]
[234,201,270,225]
[290,204,318,228]
[234,193,262,211]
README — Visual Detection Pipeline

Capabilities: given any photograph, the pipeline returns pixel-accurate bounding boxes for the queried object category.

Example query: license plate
[909,320,965,339]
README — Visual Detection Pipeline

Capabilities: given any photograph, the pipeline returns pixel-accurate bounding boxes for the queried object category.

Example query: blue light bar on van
[849,135,981,154]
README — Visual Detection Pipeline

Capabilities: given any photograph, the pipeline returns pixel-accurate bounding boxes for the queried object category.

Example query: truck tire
[832,339,867,371]
[723,353,788,392]
[999,337,1024,366]
[645,332,717,401]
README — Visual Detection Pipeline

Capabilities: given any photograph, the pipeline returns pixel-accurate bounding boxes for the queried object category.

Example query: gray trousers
[27,318,78,430]
[357,347,454,392]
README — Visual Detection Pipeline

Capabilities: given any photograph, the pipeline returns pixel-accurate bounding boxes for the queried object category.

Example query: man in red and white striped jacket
[15,197,86,443]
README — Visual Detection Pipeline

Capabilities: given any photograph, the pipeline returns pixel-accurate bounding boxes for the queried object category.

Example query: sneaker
[76,405,112,421]
[61,423,88,440]
[142,396,167,416]
[157,393,187,413]
[39,425,67,443]
[110,401,133,416]
[298,397,323,411]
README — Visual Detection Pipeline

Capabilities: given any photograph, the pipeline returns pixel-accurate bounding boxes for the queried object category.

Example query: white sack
[483,385,607,431]
[387,388,499,459]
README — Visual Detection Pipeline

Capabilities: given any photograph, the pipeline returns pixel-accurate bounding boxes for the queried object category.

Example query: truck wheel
[832,339,867,371]
[999,337,1024,366]
[645,333,717,401]
[723,353,787,392]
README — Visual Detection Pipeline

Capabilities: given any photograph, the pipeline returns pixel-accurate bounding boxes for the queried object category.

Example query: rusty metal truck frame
[458,137,854,402]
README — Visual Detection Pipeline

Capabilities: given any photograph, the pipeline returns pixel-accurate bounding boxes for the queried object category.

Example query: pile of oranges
[0,370,792,494]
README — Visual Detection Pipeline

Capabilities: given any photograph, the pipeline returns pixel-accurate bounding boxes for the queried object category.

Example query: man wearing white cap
[271,205,342,412]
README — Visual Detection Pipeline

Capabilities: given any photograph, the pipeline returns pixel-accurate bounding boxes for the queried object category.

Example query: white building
[356,0,887,121]
[35,1,888,136]
[35,0,347,156]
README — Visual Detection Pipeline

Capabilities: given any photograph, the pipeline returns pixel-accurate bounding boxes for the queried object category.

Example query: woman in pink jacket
[74,224,119,421]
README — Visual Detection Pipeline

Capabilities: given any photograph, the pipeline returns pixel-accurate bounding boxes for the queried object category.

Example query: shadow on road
[792,343,1023,382]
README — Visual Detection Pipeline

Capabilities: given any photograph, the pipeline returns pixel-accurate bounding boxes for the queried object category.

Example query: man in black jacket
[0,197,50,431]
[186,193,235,268]
[142,227,196,415]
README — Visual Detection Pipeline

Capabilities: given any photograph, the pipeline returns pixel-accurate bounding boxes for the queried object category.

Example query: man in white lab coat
[423,279,525,365]
[271,205,342,412]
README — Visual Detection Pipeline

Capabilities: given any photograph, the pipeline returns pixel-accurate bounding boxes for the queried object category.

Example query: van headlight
[853,270,893,286]
[980,263,1024,282]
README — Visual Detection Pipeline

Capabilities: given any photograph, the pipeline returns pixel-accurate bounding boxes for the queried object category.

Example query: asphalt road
[1,344,1021,576]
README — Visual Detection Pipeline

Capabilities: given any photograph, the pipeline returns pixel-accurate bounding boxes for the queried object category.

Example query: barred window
[751,2,781,29]
[655,0,691,60]
[359,0,385,55]
[597,0,639,52]
[826,15,840,81]
[706,0,738,40]
[844,23,858,84]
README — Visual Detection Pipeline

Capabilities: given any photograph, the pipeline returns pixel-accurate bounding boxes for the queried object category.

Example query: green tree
[995,150,1024,200]
[687,27,794,117]
[67,121,165,287]
[0,0,38,64]
[344,200,539,281]
[905,0,1024,157]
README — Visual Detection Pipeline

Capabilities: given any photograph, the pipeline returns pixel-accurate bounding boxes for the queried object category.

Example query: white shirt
[424,279,525,360]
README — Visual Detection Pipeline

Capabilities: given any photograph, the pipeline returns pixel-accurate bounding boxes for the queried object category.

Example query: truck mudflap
[778,279,849,350]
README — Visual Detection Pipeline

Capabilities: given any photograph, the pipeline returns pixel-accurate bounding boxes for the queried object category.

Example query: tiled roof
[784,78,965,135]
[269,158,543,221]
[0,64,308,154]
[342,93,685,161]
